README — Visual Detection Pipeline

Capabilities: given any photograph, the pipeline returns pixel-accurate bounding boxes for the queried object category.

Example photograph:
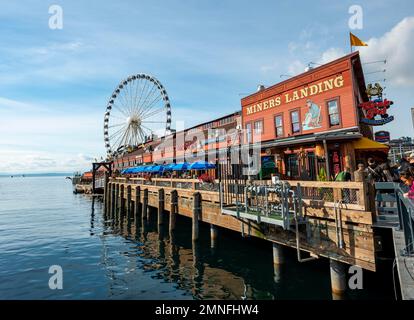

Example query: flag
[350,32,368,47]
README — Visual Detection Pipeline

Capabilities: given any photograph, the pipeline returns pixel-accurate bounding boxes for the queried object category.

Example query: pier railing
[375,182,414,255]
[110,177,371,212]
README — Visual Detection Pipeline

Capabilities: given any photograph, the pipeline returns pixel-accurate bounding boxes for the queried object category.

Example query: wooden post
[111,183,115,219]
[114,183,119,220]
[272,243,284,265]
[120,185,125,221]
[272,243,284,283]
[210,224,218,248]
[192,192,201,241]
[135,186,141,222]
[126,185,132,221]
[330,259,346,299]
[142,189,148,220]
[158,189,164,225]
[169,190,177,233]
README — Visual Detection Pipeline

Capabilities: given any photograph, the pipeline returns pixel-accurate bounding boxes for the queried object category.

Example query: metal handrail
[375,182,414,255]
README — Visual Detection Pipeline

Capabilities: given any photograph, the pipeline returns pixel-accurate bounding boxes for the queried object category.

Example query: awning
[189,161,216,170]
[353,137,389,150]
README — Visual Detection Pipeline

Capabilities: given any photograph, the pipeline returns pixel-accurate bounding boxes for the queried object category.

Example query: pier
[104,176,379,297]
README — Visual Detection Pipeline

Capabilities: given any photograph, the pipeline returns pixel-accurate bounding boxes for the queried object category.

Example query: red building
[241,52,388,180]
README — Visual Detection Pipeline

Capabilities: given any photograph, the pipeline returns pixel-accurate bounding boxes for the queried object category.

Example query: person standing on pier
[400,171,414,200]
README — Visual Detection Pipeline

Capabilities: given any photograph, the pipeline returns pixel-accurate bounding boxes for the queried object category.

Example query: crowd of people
[361,154,414,199]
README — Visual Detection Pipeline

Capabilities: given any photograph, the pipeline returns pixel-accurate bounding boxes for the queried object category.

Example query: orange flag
[350,32,368,47]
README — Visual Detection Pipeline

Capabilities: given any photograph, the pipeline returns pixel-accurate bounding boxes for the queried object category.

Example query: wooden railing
[109,177,371,212]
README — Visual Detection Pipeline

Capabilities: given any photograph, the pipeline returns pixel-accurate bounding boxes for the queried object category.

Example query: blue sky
[0,0,413,173]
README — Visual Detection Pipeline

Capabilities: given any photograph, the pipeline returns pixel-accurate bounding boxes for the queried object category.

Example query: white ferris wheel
[103,74,172,158]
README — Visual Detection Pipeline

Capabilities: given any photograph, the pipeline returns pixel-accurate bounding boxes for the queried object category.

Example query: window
[286,154,299,177]
[274,115,283,137]
[246,123,252,143]
[327,99,340,126]
[254,120,263,135]
[291,110,300,134]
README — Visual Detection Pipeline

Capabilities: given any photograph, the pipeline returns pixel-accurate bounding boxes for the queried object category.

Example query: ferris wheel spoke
[109,127,128,145]
[140,123,154,135]
[116,87,130,112]
[136,83,157,116]
[142,83,158,108]
[141,106,166,120]
[112,103,130,118]
[135,78,149,117]
[132,79,142,114]
[120,85,132,116]
[138,126,149,142]
[108,121,127,129]
[141,120,167,124]
[110,114,127,121]
[127,80,136,116]
[139,94,163,118]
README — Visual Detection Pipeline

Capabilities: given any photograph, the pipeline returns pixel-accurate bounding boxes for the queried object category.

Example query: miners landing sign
[245,75,344,115]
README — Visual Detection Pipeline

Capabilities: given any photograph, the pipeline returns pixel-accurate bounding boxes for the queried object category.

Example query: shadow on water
[97,199,395,300]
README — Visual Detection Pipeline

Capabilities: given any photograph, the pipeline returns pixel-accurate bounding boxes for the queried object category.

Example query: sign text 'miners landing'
[245,75,344,115]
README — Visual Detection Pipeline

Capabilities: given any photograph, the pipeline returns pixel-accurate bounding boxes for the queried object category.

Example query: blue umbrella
[149,165,164,173]
[172,162,189,171]
[130,166,144,173]
[163,163,176,171]
[189,161,216,170]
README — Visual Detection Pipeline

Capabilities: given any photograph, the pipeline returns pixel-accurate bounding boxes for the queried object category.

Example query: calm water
[0,176,394,300]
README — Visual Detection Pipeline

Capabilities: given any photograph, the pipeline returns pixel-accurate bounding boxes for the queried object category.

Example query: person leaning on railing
[400,170,414,200]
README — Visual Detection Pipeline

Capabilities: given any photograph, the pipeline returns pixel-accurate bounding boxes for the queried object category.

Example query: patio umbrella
[163,163,176,171]
[189,161,216,170]
[149,165,164,173]
[172,162,189,171]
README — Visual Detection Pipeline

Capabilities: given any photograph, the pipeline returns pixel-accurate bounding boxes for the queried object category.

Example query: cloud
[359,16,414,86]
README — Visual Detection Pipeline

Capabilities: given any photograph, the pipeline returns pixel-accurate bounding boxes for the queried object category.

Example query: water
[0,176,395,300]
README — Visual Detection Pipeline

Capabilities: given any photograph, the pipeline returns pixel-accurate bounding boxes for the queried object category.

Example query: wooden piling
[169,190,178,233]
[110,183,115,219]
[135,186,141,222]
[114,183,119,220]
[210,224,218,248]
[142,189,148,220]
[158,189,164,225]
[120,185,125,221]
[330,259,347,298]
[272,243,284,265]
[126,185,132,221]
[192,192,201,241]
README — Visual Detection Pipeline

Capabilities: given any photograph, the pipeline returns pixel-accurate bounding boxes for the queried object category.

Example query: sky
[0,0,413,174]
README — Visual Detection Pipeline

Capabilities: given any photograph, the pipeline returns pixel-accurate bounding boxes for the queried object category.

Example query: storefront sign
[245,75,344,115]
[358,83,394,126]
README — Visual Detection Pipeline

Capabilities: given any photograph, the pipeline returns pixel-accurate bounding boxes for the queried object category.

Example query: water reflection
[92,198,393,300]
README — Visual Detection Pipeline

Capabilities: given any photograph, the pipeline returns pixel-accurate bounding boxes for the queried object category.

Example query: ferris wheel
[104,74,172,158]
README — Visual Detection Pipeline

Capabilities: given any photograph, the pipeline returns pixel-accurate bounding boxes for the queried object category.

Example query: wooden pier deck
[105,177,377,272]
[393,228,414,300]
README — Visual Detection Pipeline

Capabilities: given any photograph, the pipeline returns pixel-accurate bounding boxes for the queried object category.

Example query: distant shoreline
[0,173,73,178]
